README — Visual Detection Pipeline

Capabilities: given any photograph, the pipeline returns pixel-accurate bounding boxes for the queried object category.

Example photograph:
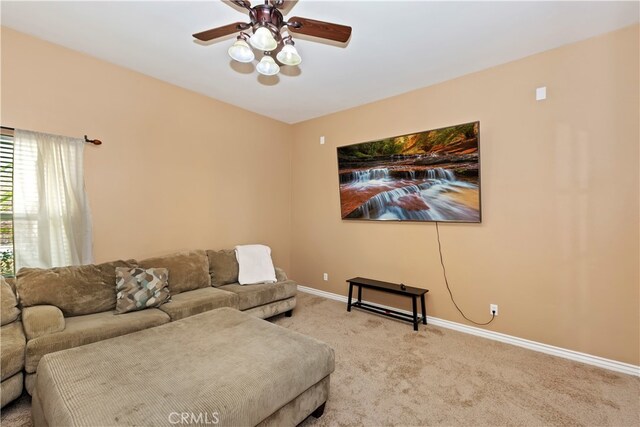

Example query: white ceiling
[1,1,638,123]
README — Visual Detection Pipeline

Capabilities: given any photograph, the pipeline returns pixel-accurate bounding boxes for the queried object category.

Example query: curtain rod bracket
[84,135,102,145]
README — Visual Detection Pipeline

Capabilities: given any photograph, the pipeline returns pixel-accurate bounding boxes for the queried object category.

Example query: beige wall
[1,28,293,271]
[2,25,638,365]
[290,25,639,365]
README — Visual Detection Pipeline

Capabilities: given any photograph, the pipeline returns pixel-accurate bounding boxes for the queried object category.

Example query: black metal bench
[346,277,428,331]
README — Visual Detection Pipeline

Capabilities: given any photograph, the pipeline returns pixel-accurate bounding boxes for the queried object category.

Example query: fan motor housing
[250,4,285,31]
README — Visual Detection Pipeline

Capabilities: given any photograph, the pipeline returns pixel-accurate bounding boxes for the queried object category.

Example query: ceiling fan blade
[193,22,249,41]
[270,0,296,11]
[228,0,252,10]
[287,17,352,43]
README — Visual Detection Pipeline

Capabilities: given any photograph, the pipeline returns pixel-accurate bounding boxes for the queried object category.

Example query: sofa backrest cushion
[16,260,137,317]
[206,249,239,286]
[1,276,20,326]
[4,277,16,292]
[138,250,210,294]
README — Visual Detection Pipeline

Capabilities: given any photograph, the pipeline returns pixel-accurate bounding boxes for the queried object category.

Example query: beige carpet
[2,292,638,426]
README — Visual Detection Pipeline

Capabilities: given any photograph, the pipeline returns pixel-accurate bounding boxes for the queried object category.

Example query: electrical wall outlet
[490,304,499,316]
[323,273,328,281]
[320,136,325,145]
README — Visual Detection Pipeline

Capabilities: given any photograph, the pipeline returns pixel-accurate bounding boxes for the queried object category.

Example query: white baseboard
[297,285,640,377]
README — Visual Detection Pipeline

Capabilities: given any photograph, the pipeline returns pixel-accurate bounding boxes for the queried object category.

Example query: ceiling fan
[193,0,352,76]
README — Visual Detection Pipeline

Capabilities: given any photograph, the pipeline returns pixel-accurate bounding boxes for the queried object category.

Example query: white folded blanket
[235,244,277,285]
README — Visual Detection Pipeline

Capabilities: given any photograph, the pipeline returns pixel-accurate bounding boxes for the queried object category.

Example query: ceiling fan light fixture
[256,54,280,76]
[249,26,278,52]
[276,43,301,66]
[193,4,352,78]
[228,38,255,63]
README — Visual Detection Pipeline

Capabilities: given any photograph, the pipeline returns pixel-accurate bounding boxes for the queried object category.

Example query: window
[0,128,93,272]
[0,129,14,277]
[13,129,93,269]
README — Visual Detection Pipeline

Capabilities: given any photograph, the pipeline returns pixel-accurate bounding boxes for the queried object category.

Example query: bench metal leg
[421,294,427,325]
[412,296,418,331]
[347,283,353,312]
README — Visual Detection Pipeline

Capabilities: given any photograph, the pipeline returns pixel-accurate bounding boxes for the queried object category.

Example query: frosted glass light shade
[256,55,280,76]
[249,27,277,51]
[228,39,255,63]
[276,44,301,66]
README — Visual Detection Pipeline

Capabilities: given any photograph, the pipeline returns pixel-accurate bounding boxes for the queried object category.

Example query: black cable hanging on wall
[435,221,495,326]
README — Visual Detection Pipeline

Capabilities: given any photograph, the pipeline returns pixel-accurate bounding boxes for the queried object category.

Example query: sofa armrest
[22,305,65,340]
[275,267,288,282]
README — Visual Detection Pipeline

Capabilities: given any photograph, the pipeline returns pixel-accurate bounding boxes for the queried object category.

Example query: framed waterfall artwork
[337,121,481,223]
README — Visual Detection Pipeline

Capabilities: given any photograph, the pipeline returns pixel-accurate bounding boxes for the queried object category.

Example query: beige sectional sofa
[1,277,26,408]
[14,249,297,395]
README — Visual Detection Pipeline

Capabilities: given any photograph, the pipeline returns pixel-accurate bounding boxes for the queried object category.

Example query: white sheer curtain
[13,130,93,270]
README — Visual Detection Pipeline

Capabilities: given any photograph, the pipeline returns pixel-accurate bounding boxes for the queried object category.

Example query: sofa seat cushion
[1,371,23,408]
[219,280,297,311]
[35,308,334,426]
[1,321,26,381]
[244,297,296,320]
[25,309,170,373]
[158,287,238,321]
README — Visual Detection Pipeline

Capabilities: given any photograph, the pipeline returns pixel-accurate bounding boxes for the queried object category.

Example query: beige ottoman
[32,308,334,426]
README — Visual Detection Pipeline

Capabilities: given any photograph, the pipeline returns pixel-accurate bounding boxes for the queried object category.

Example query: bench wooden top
[347,277,428,296]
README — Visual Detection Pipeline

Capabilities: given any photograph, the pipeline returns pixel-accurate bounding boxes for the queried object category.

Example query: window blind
[0,132,14,276]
